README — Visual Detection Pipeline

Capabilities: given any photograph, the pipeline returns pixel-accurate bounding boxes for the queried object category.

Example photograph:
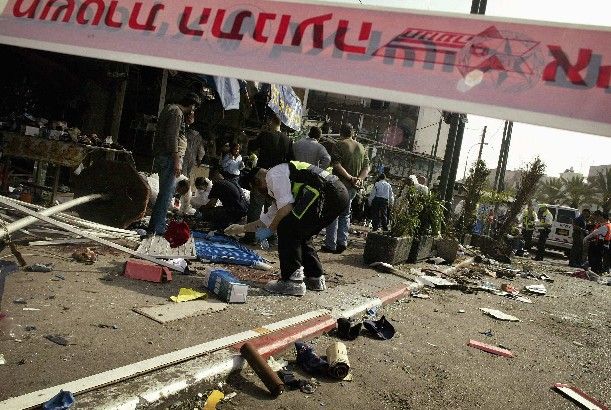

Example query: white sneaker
[304,276,327,291]
[265,280,306,296]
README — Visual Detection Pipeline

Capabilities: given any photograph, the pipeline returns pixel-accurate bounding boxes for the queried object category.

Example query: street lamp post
[463,142,488,180]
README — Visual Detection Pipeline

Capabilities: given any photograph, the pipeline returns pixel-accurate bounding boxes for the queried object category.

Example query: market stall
[0,131,133,204]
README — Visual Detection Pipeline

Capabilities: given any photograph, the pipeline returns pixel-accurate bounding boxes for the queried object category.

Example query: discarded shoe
[336,318,362,341]
[42,389,74,410]
[295,341,328,373]
[264,280,306,296]
[277,369,317,394]
[304,276,327,291]
[363,315,396,340]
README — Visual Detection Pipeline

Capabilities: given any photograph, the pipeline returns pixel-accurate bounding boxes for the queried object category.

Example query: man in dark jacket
[148,92,201,235]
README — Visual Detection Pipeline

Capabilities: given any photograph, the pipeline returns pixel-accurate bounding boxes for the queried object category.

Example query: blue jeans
[148,155,176,235]
[325,186,356,250]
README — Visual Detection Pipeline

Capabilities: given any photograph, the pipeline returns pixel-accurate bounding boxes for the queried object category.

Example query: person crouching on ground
[199,168,249,230]
[225,161,349,296]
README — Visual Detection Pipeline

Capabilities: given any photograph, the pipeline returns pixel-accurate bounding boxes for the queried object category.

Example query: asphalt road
[161,256,611,410]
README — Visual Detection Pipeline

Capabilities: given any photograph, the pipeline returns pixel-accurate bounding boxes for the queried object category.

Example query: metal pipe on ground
[0,194,106,239]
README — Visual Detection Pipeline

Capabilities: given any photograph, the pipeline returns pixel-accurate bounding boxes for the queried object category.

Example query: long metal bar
[1,194,104,238]
[0,196,137,235]
[0,196,183,273]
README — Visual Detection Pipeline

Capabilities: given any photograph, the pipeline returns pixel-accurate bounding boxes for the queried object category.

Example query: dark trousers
[536,228,550,259]
[570,230,586,267]
[588,241,609,274]
[277,181,349,280]
[522,229,534,250]
[200,206,244,231]
[371,197,389,231]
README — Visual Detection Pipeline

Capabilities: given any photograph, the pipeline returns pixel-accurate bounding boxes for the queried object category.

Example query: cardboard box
[204,269,248,303]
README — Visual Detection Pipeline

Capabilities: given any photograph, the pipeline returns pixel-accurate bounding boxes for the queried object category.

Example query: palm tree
[589,169,611,213]
[561,176,594,208]
[537,178,563,204]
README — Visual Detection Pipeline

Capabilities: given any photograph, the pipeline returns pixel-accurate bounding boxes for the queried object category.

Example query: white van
[531,204,578,253]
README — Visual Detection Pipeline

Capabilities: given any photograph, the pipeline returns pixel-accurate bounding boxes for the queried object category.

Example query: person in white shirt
[224,161,349,296]
[417,175,430,195]
[221,142,245,182]
[409,174,429,195]
[175,176,196,216]
[533,205,554,261]
[368,173,394,231]
[190,177,213,209]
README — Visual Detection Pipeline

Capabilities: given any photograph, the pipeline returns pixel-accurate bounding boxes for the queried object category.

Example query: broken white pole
[0,194,104,238]
[0,196,183,272]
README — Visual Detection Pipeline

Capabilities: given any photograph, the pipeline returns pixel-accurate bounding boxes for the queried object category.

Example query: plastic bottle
[0,312,25,342]
[260,239,270,250]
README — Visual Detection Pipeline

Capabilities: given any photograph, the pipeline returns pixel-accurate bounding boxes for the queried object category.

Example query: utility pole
[427,117,443,185]
[438,0,486,213]
[445,115,466,206]
[438,113,458,201]
[470,0,488,14]
[498,121,513,192]
[493,121,508,190]
[477,126,487,162]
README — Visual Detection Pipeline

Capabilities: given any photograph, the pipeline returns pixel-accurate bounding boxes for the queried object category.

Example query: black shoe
[320,246,336,253]
[533,256,543,261]
[335,244,347,254]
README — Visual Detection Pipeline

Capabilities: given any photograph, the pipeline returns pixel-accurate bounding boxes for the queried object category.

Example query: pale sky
[327,0,611,177]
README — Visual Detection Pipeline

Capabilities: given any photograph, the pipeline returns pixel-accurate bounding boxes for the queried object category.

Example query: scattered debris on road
[202,389,224,410]
[44,334,73,346]
[479,308,520,322]
[169,287,207,303]
[42,389,74,410]
[363,315,396,340]
[71,248,97,264]
[326,342,351,380]
[468,340,514,358]
[240,342,284,397]
[552,383,609,410]
[524,284,547,295]
[26,263,54,272]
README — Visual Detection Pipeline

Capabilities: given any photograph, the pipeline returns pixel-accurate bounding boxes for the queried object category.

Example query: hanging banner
[267,84,303,130]
[0,0,610,136]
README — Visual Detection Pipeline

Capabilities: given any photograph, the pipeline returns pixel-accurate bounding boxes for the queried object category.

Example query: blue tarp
[193,232,264,266]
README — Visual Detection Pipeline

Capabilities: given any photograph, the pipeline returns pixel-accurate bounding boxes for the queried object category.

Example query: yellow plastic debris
[203,390,224,410]
[169,287,207,303]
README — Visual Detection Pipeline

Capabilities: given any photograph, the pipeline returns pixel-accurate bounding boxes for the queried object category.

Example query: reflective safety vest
[522,210,537,230]
[288,161,338,219]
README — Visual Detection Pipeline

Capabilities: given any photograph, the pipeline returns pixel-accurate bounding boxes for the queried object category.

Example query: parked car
[531,204,578,255]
